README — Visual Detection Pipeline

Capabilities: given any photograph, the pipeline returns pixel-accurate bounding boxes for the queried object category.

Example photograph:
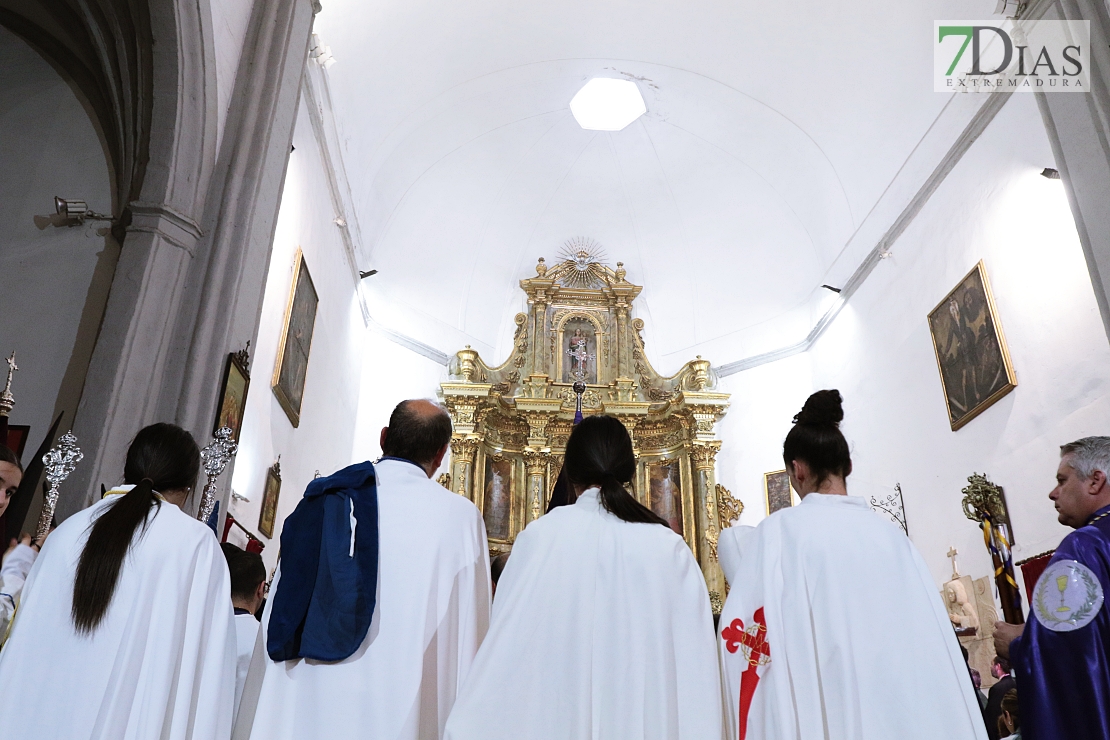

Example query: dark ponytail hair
[783,389,852,486]
[564,415,668,527]
[72,423,200,634]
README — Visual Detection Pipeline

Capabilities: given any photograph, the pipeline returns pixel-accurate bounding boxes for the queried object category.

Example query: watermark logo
[935,20,1089,92]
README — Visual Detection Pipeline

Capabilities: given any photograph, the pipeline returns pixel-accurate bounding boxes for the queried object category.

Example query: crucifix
[566,330,595,383]
[947,546,960,580]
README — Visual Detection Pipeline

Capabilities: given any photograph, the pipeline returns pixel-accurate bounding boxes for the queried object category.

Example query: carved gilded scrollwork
[716,484,743,526]
[689,441,721,470]
[449,436,479,463]
[704,498,720,562]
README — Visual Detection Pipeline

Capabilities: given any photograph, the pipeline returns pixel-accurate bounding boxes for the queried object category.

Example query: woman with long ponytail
[0,423,238,739]
[445,415,723,740]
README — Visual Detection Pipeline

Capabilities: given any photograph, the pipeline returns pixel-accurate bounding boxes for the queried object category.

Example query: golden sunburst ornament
[558,237,608,289]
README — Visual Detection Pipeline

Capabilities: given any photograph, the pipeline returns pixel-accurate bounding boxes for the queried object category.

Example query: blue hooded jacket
[267,461,379,662]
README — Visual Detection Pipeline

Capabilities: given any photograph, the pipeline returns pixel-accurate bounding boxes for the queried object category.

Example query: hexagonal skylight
[569,78,646,132]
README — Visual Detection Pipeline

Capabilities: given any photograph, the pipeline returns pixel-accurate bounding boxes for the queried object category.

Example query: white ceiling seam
[716,91,1014,377]
[302,57,371,325]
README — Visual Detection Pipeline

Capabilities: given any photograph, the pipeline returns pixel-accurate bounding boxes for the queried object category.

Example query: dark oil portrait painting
[765,470,794,515]
[258,461,282,539]
[561,318,598,384]
[648,460,684,535]
[928,261,1016,431]
[272,251,319,428]
[214,352,250,441]
[483,456,513,541]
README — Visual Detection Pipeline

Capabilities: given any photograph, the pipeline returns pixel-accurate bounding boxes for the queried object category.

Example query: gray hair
[1060,436,1110,480]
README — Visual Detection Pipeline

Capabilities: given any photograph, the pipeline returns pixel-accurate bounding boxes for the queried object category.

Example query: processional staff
[35,430,83,543]
[197,426,238,525]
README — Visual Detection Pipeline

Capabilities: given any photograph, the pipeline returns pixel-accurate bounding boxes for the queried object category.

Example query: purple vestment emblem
[1011,503,1110,740]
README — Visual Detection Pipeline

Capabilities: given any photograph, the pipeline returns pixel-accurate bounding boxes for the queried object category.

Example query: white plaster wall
[807,93,1110,600]
[0,26,111,460]
[229,95,451,570]
[208,0,256,154]
[229,98,365,570]
[713,354,812,527]
[350,330,450,466]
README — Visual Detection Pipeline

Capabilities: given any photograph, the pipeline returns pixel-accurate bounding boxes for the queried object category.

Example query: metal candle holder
[197,426,238,524]
[35,430,83,542]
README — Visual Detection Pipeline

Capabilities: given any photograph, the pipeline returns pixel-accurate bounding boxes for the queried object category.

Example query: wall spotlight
[1040,168,1061,179]
[359,270,378,279]
[54,196,112,224]
[821,284,842,293]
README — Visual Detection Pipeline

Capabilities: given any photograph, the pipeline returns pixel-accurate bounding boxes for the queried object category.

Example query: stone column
[62,0,319,520]
[450,437,480,503]
[1035,0,1110,343]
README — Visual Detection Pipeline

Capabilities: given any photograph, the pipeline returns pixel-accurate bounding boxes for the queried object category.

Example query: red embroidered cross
[721,607,770,740]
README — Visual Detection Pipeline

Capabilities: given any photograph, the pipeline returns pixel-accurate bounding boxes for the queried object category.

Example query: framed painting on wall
[927,261,1017,431]
[214,347,250,441]
[765,470,796,515]
[258,459,281,539]
[648,459,684,535]
[272,250,319,428]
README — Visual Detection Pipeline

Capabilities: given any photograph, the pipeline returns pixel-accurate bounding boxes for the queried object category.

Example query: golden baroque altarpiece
[439,252,738,602]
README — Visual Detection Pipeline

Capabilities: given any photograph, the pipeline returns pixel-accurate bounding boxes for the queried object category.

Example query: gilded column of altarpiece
[439,252,731,600]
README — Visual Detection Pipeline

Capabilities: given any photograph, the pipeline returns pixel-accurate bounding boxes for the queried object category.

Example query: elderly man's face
[0,461,22,518]
[1050,455,1107,528]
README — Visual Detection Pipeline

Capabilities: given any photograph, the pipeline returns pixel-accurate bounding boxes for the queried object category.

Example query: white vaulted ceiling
[312,0,977,371]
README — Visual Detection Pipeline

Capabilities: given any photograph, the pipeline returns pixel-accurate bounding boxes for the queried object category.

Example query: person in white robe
[444,414,724,740]
[221,542,267,718]
[718,390,985,740]
[0,422,237,740]
[0,444,28,638]
[234,399,490,740]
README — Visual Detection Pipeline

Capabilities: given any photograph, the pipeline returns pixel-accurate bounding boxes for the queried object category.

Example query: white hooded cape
[233,458,491,740]
[717,493,986,740]
[444,487,724,740]
[0,493,237,739]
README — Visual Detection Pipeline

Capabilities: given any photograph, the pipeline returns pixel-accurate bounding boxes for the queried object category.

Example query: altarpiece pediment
[439,248,737,606]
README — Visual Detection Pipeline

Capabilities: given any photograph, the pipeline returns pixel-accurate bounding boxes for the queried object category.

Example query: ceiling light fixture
[821,284,842,293]
[359,270,378,279]
[1040,167,1061,179]
[569,78,646,132]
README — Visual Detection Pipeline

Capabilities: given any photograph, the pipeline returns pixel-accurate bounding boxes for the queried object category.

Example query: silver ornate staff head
[35,430,83,542]
[0,351,17,417]
[197,426,238,524]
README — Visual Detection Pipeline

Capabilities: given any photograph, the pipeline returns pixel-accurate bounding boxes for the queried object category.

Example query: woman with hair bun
[0,423,237,739]
[717,390,987,740]
[445,414,723,740]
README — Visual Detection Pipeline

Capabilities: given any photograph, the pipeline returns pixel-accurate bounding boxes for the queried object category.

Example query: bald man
[236,400,491,740]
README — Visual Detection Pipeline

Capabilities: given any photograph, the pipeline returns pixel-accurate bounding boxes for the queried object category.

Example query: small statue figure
[944,579,980,631]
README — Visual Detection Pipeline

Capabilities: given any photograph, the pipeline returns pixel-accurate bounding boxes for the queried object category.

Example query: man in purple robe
[994,436,1110,740]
